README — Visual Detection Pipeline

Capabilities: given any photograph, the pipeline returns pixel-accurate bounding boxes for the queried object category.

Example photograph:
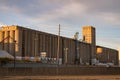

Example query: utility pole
[57,24,60,79]
[14,40,16,68]
[57,24,60,64]
[0,34,16,68]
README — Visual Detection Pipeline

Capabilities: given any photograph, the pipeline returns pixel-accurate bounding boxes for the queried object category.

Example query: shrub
[0,58,13,66]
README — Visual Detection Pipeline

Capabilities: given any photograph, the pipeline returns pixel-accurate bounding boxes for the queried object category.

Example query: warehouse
[0,25,119,65]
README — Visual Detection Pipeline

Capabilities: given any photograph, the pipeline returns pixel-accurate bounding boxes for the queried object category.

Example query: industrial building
[96,46,118,65]
[0,25,119,65]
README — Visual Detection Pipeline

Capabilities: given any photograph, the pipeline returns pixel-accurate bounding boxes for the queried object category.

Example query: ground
[0,75,120,80]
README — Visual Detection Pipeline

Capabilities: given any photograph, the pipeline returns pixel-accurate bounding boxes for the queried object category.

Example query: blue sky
[0,0,120,50]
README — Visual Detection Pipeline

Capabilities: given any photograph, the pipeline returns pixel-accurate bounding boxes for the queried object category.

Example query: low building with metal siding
[96,46,119,65]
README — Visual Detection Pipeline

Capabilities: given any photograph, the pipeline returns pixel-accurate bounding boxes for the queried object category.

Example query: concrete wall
[0,66,120,76]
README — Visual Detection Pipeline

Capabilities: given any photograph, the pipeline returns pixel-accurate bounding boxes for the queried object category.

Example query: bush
[0,58,13,66]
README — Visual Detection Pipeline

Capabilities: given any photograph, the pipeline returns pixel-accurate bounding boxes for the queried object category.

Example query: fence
[0,66,120,76]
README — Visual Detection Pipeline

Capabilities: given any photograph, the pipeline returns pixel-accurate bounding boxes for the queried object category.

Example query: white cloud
[98,13,120,25]
[54,2,86,17]
[26,1,87,23]
[1,0,120,27]
[0,3,21,14]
